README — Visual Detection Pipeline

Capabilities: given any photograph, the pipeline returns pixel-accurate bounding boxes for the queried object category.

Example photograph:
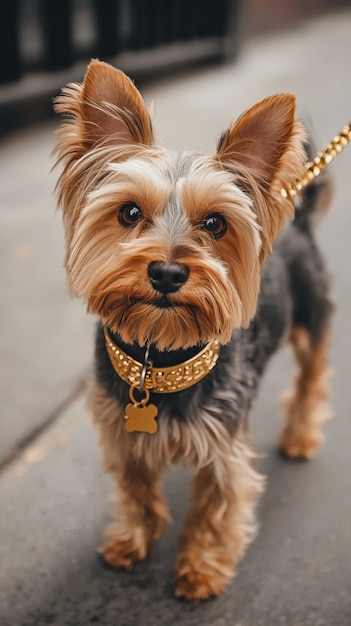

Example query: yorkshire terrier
[54,59,332,602]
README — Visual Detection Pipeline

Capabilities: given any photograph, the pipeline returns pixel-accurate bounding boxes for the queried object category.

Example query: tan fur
[54,60,317,602]
[66,153,265,347]
[279,326,332,459]
[55,62,306,348]
[174,435,264,602]
[88,379,264,599]
[217,94,307,261]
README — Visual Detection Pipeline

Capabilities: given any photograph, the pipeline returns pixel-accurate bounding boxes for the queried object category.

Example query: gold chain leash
[282,123,351,199]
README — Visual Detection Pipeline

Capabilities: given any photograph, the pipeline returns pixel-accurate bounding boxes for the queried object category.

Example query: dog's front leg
[174,432,264,602]
[89,382,171,569]
[101,460,171,570]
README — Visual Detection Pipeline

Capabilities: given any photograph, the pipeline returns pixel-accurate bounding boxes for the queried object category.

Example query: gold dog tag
[124,387,158,434]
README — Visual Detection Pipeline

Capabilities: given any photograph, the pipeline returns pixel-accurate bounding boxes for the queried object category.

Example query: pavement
[1,9,351,626]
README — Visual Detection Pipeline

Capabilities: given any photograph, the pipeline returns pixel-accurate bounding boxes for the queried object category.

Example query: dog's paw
[99,536,150,570]
[279,428,325,460]
[174,569,228,603]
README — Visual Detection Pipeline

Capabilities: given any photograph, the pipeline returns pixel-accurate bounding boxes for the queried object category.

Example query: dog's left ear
[217,94,306,258]
[217,93,302,188]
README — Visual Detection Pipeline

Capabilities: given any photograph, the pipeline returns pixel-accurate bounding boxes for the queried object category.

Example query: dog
[54,59,333,602]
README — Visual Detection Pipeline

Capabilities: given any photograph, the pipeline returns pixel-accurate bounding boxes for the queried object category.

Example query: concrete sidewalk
[1,9,351,625]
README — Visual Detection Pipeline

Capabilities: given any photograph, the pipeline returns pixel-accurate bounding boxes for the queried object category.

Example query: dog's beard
[99,301,229,351]
[83,265,243,350]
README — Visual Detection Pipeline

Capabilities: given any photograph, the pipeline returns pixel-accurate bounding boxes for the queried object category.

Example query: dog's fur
[54,59,333,602]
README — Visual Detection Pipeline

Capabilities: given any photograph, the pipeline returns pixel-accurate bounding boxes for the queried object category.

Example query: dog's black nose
[148,261,189,294]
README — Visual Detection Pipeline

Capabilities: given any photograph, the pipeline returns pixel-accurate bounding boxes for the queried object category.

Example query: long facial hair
[54,60,307,349]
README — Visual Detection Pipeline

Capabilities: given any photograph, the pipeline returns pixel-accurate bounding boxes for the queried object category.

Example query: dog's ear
[55,59,153,151]
[217,94,300,187]
[217,94,306,259]
[80,59,153,147]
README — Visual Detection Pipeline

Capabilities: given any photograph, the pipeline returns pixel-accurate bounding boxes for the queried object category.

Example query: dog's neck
[107,328,209,368]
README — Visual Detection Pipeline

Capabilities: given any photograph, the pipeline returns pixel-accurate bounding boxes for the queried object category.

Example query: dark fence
[0,0,240,85]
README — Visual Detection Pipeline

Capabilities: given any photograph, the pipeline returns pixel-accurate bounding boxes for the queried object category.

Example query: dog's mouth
[102,292,222,350]
[153,296,175,309]
[127,296,202,333]
[130,295,181,310]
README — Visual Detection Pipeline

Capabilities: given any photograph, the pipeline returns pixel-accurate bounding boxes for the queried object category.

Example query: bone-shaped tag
[124,402,158,434]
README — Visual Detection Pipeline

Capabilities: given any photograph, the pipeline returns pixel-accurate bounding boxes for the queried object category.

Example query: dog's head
[54,59,306,350]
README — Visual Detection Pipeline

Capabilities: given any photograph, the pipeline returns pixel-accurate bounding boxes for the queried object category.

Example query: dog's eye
[118,203,143,227]
[202,213,227,239]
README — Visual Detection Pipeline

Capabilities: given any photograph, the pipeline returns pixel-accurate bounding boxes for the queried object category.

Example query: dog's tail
[292,134,333,232]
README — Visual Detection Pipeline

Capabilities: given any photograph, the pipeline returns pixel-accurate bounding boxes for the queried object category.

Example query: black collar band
[107,328,208,369]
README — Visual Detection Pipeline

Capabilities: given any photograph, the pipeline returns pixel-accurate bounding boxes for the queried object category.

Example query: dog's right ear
[55,59,153,152]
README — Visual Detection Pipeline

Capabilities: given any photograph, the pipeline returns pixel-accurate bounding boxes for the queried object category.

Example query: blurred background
[0,2,350,625]
[0,0,349,133]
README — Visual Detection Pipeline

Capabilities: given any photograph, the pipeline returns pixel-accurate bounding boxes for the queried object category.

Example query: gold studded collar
[103,327,220,394]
